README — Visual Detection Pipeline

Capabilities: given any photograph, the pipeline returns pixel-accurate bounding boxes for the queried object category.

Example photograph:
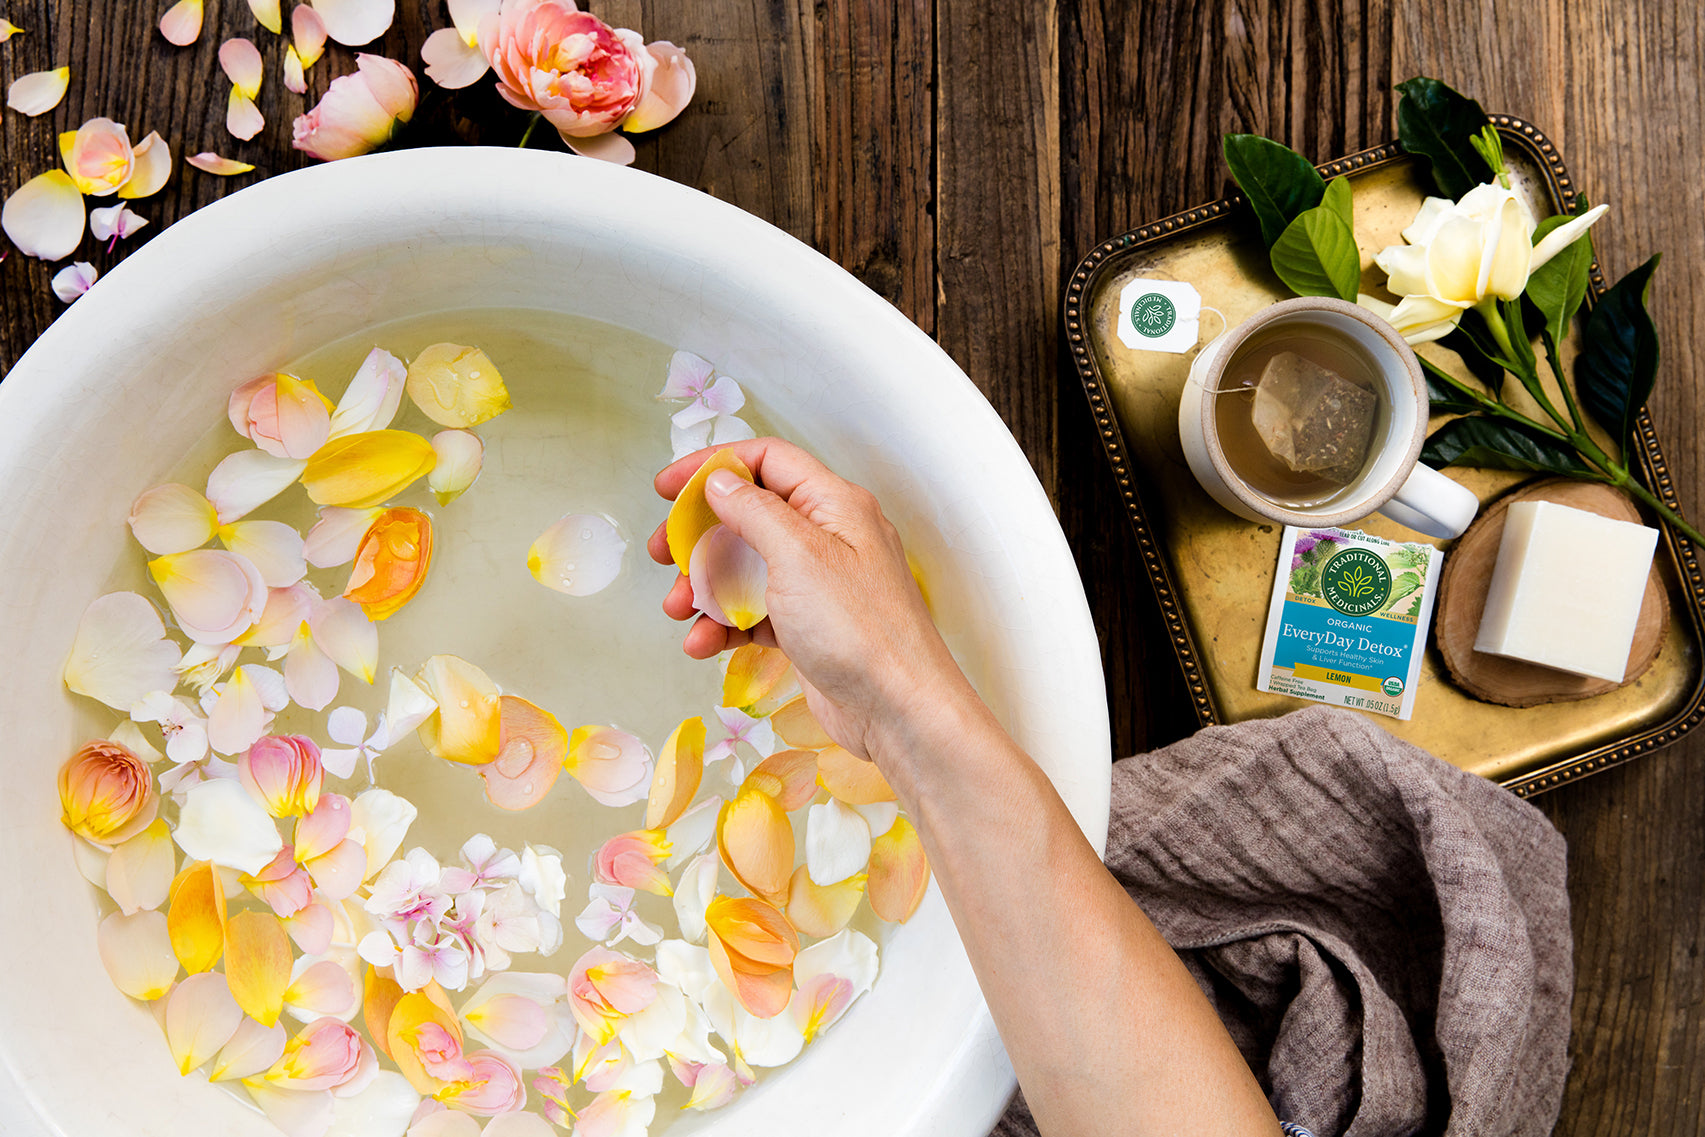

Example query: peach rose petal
[565,725,653,807]
[310,596,378,683]
[166,972,245,1074]
[310,0,395,46]
[225,910,294,1027]
[704,895,797,1020]
[769,694,833,750]
[343,507,432,620]
[716,786,793,903]
[785,865,865,939]
[106,819,177,915]
[159,0,204,45]
[867,816,930,923]
[62,591,180,711]
[167,860,227,973]
[816,744,896,805]
[7,66,69,115]
[118,132,173,198]
[248,0,284,33]
[362,966,405,1058]
[644,716,705,830]
[61,118,138,196]
[98,909,179,1000]
[2,170,85,261]
[283,902,335,955]
[482,696,566,811]
[664,449,752,573]
[420,26,489,89]
[745,749,819,811]
[210,1017,288,1080]
[283,958,357,1022]
[722,644,794,715]
[188,151,256,176]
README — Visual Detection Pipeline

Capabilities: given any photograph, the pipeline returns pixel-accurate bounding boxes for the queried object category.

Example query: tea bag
[1250,351,1377,484]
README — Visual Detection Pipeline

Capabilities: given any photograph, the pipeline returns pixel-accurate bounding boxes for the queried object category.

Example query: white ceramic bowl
[0,148,1110,1137]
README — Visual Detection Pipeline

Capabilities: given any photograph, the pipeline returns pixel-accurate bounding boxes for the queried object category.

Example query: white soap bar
[1474,500,1658,681]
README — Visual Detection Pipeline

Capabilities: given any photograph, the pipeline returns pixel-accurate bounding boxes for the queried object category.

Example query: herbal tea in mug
[1210,328,1387,508]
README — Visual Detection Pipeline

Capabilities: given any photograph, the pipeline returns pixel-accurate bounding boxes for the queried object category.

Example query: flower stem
[518,113,543,149]
[1609,469,1705,549]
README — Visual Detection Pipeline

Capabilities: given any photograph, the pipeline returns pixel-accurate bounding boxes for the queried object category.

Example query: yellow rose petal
[300,429,436,507]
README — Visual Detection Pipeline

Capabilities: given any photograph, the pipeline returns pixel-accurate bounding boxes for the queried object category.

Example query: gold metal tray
[1065,117,1705,796]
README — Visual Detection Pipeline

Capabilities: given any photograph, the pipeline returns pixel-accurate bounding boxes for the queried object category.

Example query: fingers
[703,470,823,565]
[662,572,697,621]
[654,437,838,503]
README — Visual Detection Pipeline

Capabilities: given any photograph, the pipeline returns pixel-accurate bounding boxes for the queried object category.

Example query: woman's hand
[648,438,974,768]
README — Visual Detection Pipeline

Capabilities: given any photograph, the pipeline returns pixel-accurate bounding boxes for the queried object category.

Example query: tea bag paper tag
[1116,278,1202,353]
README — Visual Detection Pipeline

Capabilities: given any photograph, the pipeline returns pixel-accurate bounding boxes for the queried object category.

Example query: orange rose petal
[786,865,866,939]
[746,749,819,811]
[343,506,433,620]
[415,654,501,765]
[770,695,833,750]
[223,910,292,1027]
[721,643,794,714]
[664,449,752,573]
[705,895,798,1019]
[482,695,566,810]
[362,966,405,1059]
[867,816,930,923]
[816,745,896,805]
[716,786,793,903]
[166,860,227,972]
[643,716,704,830]
[709,934,794,1020]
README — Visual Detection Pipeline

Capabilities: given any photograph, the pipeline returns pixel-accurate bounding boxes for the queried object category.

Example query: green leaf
[1422,415,1592,475]
[1395,77,1494,199]
[1269,182,1360,302]
[1524,207,1596,342]
[1576,254,1662,455]
[1422,363,1485,416]
[1222,134,1327,249]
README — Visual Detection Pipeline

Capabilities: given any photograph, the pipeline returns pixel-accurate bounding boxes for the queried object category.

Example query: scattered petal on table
[248,0,284,33]
[188,151,256,175]
[159,0,204,45]
[7,66,69,115]
[2,170,85,261]
[421,26,489,89]
[220,36,265,95]
[119,131,173,198]
[51,260,97,302]
[293,3,328,65]
[0,20,22,41]
[310,0,395,45]
[91,203,148,245]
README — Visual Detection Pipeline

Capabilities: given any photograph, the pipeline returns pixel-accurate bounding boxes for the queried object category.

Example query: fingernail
[705,469,743,497]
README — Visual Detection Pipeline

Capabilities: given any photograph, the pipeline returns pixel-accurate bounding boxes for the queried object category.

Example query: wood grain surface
[4,1,1703,1131]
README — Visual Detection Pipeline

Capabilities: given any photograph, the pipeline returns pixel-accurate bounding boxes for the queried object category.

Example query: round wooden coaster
[1435,478,1667,707]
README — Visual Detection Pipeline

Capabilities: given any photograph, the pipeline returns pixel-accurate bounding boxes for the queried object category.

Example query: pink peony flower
[479,0,695,163]
[292,54,419,161]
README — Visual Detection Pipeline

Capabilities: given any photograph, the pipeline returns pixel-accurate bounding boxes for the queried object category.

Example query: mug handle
[1378,463,1480,539]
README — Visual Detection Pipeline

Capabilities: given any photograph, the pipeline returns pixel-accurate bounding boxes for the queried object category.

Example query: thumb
[705,468,819,563]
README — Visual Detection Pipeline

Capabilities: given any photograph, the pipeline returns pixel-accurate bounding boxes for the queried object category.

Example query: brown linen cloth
[991,706,1571,1137]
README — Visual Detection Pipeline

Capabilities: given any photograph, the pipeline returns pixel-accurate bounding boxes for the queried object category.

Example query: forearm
[874,689,1279,1137]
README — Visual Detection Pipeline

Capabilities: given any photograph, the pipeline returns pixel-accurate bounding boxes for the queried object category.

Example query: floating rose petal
[312,596,379,684]
[785,865,865,939]
[159,0,204,44]
[285,620,340,712]
[435,1050,525,1116]
[266,1016,376,1092]
[63,591,179,710]
[573,1089,656,1137]
[769,694,832,750]
[790,929,877,1042]
[90,203,148,248]
[420,26,489,89]
[244,1081,337,1137]
[234,372,335,459]
[415,654,501,765]
[226,909,293,1026]
[405,342,509,427]
[482,696,565,811]
[744,749,818,811]
[351,788,416,880]
[205,451,305,524]
[222,520,309,588]
[284,901,335,955]
[716,787,792,903]
[425,429,482,504]
[243,845,314,918]
[310,0,395,45]
[2,170,85,261]
[328,347,407,438]
[51,260,97,302]
[593,830,673,897]
[689,523,767,630]
[565,725,652,807]
[236,585,313,650]
[672,852,719,945]
[663,796,720,869]
[243,734,324,818]
[410,1110,480,1137]
[386,987,469,1094]
[816,744,896,805]
[722,644,795,715]
[867,815,929,923]
[106,819,176,914]
[322,705,385,781]
[457,972,571,1070]
[166,971,244,1074]
[527,512,624,596]
[305,505,384,568]
[664,449,752,572]
[805,796,871,886]
[206,664,290,755]
[150,547,267,643]
[98,909,179,1000]
[482,1111,556,1137]
[644,716,704,829]
[384,668,437,740]
[294,3,328,64]
[174,777,285,874]
[344,507,432,620]
[59,738,157,845]
[7,65,69,115]
[60,117,135,195]
[210,1017,288,1080]
[119,132,172,199]
[302,429,436,507]
[166,859,227,972]
[855,799,899,837]
[682,1060,740,1110]
[284,957,358,1023]
[567,947,658,1047]
[624,40,697,134]
[328,1070,421,1135]
[704,895,798,1020]
[248,0,283,32]
[188,151,255,175]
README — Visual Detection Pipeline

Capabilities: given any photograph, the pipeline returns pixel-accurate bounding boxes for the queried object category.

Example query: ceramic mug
[1177,296,1479,539]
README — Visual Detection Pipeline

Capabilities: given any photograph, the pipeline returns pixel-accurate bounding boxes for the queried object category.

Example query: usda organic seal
[1320,547,1392,616]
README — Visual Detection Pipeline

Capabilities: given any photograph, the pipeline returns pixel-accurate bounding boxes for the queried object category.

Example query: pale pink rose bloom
[291,54,418,161]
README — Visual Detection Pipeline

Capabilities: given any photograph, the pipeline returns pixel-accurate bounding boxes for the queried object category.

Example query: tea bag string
[1192,307,1254,397]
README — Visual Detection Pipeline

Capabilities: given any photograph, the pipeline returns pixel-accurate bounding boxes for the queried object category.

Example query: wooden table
[3,1,1699,1131]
